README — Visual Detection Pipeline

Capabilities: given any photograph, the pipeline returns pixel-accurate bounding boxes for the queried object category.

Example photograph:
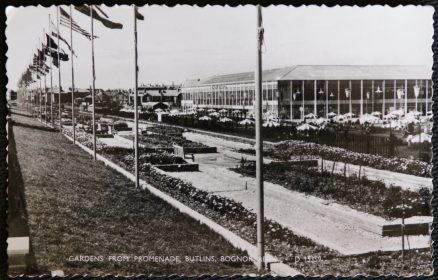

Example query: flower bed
[70,130,432,275]
[101,147,186,165]
[231,160,431,220]
[238,139,432,178]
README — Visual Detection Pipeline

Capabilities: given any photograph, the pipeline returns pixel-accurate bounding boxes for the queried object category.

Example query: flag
[44,47,69,61]
[46,33,58,49]
[52,56,59,68]
[75,5,123,29]
[38,49,46,62]
[51,31,76,56]
[135,6,144,20]
[59,7,97,40]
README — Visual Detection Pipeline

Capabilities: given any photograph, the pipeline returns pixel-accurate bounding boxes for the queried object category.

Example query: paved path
[167,132,431,255]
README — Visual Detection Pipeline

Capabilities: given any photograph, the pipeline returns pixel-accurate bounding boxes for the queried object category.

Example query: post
[49,14,54,126]
[393,80,396,110]
[255,5,264,271]
[134,5,139,189]
[57,7,62,132]
[70,5,76,143]
[415,80,418,112]
[90,5,97,160]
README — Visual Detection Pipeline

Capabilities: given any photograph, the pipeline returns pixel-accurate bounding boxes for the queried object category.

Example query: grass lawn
[9,111,257,276]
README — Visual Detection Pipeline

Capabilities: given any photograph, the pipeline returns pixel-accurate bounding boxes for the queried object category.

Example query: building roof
[163,89,181,97]
[183,65,431,87]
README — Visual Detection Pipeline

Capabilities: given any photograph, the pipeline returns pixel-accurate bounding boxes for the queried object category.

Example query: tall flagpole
[43,28,47,124]
[49,14,54,126]
[38,40,42,121]
[255,5,265,271]
[91,5,97,160]
[57,7,62,132]
[133,5,139,188]
[70,5,76,143]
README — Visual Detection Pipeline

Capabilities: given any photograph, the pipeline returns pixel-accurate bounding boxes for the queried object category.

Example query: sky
[6,5,434,91]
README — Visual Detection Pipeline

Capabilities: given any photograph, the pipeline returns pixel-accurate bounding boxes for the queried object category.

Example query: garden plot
[167,154,430,255]
[57,120,431,275]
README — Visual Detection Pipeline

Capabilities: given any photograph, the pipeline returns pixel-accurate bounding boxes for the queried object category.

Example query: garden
[237,139,431,178]
[230,160,431,220]
[62,126,430,275]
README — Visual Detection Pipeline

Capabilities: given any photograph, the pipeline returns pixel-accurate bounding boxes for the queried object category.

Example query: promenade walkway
[8,109,257,275]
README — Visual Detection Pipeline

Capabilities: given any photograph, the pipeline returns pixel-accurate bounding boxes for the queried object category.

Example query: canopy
[406,133,432,144]
[207,108,216,113]
[232,110,241,114]
[209,112,220,117]
[314,117,327,125]
[343,112,356,118]
[297,123,318,131]
[304,113,317,119]
[219,117,233,123]
[371,111,382,117]
[327,112,337,117]
[199,116,212,121]
[219,109,228,113]
[239,119,255,125]
[359,113,380,124]
[263,120,280,127]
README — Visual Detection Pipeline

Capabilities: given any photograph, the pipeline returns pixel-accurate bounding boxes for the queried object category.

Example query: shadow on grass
[7,123,38,274]
[10,120,56,133]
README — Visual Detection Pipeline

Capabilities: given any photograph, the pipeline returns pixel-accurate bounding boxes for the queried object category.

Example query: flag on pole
[46,33,58,49]
[135,7,144,20]
[58,7,97,40]
[75,5,123,29]
[52,31,79,55]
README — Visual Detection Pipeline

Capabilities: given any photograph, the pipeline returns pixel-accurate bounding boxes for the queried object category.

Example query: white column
[325,80,328,118]
[337,80,340,114]
[371,80,374,113]
[302,81,305,121]
[415,80,418,112]
[314,80,317,116]
[382,80,386,115]
[290,81,293,121]
[393,80,396,110]
[426,80,429,113]
[349,80,352,115]
[360,80,363,117]
[404,79,408,114]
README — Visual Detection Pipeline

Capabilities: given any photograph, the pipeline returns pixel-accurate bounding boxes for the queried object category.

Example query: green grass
[9,112,257,276]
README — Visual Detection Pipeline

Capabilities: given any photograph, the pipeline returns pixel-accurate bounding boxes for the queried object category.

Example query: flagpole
[70,5,76,143]
[255,5,265,271]
[38,40,42,121]
[57,7,62,132]
[91,5,97,160]
[49,14,54,126]
[133,5,139,188]
[43,28,47,124]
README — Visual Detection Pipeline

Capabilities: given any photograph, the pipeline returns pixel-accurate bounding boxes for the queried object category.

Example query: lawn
[9,112,257,276]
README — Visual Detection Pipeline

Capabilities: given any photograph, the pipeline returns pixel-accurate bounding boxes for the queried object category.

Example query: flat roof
[183,65,431,87]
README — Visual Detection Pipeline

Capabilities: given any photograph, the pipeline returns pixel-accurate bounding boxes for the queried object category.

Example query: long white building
[181,65,432,119]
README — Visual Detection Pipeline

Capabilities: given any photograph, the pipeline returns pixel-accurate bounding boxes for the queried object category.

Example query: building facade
[129,85,182,109]
[181,65,432,120]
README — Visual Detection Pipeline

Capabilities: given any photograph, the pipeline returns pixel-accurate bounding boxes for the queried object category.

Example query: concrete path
[166,132,432,255]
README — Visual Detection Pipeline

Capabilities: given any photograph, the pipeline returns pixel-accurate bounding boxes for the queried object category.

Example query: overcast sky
[6,5,434,91]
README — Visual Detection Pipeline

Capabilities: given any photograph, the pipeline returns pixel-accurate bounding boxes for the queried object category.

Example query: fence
[293,130,395,158]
